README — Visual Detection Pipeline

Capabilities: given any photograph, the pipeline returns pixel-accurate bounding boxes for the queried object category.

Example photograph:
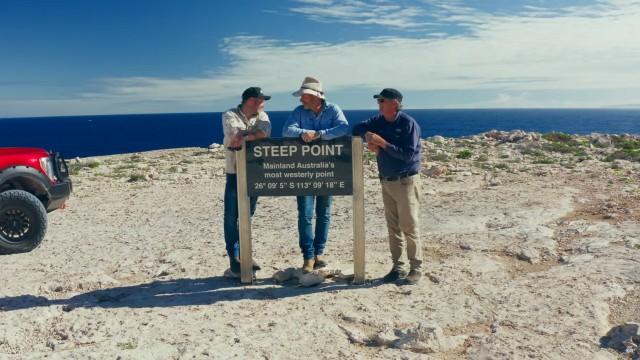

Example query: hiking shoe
[382,267,407,283]
[302,258,315,273]
[230,258,241,274]
[404,270,422,285]
[251,259,261,271]
[232,258,261,272]
[314,255,328,269]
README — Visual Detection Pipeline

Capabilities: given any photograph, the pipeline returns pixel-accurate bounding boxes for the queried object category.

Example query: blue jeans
[224,174,257,259]
[296,195,333,260]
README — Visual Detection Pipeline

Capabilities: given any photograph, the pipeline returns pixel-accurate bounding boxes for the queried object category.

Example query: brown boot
[302,258,315,273]
[314,255,328,269]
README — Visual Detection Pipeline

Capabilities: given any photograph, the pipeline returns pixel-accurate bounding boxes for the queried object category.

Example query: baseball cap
[242,87,271,101]
[373,88,403,102]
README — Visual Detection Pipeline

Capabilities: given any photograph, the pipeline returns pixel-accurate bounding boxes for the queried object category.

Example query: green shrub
[363,151,377,162]
[67,160,100,175]
[456,149,473,159]
[533,157,556,164]
[542,132,574,143]
[604,149,640,162]
[430,153,450,162]
[520,147,544,157]
[612,137,640,150]
[127,173,147,182]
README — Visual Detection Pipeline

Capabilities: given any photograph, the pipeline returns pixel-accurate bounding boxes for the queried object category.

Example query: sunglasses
[376,98,385,104]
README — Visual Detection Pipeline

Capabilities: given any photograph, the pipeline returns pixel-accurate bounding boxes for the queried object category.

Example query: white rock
[393,323,466,353]
[272,267,298,283]
[339,325,367,344]
[372,327,398,346]
[423,165,448,177]
[299,271,326,287]
[223,268,240,278]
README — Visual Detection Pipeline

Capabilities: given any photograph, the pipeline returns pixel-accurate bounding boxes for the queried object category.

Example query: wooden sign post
[235,136,365,284]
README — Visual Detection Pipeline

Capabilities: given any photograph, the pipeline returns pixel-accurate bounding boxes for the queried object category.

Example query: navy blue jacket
[352,111,421,178]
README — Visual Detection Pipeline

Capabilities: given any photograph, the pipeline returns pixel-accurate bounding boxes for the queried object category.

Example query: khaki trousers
[381,174,423,271]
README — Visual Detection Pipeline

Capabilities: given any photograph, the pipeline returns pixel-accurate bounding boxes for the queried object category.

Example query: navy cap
[242,87,271,101]
[373,88,403,102]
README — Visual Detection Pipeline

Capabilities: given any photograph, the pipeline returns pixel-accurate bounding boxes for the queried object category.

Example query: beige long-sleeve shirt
[222,107,271,174]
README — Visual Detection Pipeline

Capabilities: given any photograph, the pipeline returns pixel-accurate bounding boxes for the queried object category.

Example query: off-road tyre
[0,190,47,254]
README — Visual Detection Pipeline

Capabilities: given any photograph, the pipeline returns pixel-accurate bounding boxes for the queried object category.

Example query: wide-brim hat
[292,76,324,99]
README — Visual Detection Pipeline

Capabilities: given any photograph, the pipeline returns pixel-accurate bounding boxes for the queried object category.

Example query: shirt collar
[306,101,327,118]
[236,105,259,122]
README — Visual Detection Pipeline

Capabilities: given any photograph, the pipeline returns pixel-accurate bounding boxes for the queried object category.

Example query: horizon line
[3,106,640,120]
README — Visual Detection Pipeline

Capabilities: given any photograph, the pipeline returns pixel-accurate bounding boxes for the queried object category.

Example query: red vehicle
[0,148,71,253]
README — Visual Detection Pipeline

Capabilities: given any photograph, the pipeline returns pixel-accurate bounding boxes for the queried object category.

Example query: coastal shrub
[456,149,473,159]
[67,160,100,175]
[519,145,544,157]
[363,151,377,162]
[533,157,556,164]
[430,152,450,162]
[127,173,147,182]
[604,150,640,162]
[67,163,80,175]
[476,154,489,162]
[542,132,574,143]
[113,163,137,173]
[541,131,590,156]
[494,163,510,171]
[542,141,588,157]
[612,136,640,151]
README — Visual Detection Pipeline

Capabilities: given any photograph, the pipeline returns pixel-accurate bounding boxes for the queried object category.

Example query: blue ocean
[1,109,639,158]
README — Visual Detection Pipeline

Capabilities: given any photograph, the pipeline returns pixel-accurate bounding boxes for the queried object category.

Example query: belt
[379,171,418,181]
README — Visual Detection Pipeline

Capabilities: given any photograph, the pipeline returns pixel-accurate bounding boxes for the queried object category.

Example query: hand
[301,131,317,143]
[365,131,387,148]
[229,132,244,149]
[367,142,380,155]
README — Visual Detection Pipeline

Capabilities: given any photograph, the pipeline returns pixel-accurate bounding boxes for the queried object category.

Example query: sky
[1,0,639,117]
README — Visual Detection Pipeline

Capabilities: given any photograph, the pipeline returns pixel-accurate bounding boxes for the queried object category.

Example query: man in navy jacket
[352,88,423,284]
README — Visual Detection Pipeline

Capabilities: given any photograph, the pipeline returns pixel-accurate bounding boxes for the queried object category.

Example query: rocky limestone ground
[1,130,639,359]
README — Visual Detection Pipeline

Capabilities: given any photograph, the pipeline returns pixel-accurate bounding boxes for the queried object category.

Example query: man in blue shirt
[282,76,349,273]
[352,88,423,284]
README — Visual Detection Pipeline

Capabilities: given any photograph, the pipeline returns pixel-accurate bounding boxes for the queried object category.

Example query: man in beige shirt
[222,87,271,276]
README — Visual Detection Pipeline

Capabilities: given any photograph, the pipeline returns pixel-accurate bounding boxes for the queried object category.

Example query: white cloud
[88,1,640,106]
[6,0,640,116]
[289,0,428,28]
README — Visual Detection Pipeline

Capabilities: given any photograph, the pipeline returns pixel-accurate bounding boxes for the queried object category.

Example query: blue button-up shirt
[352,111,421,178]
[282,102,349,139]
